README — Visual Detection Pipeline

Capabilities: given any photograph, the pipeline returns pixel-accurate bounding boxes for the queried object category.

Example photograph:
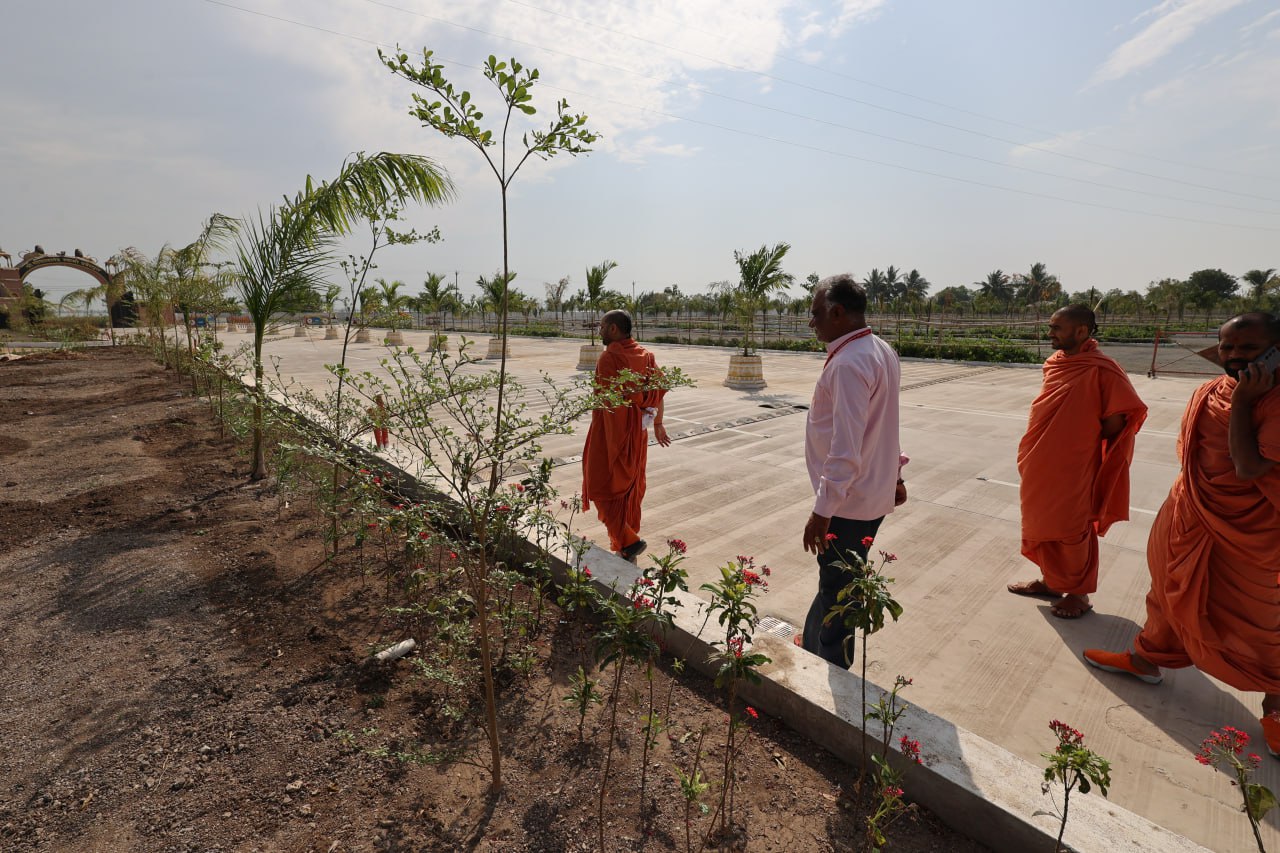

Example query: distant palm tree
[477,271,516,331]
[585,260,617,344]
[902,269,930,305]
[864,268,888,307]
[1019,262,1060,304]
[1242,268,1277,304]
[733,242,793,355]
[230,151,453,479]
[419,271,449,326]
[883,265,903,303]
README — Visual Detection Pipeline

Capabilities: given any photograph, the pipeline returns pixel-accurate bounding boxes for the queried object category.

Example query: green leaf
[1246,783,1278,822]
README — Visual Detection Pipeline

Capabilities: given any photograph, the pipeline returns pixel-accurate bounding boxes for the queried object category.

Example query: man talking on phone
[1084,312,1280,756]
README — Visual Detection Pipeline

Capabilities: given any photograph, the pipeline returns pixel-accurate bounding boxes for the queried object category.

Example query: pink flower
[900,735,922,765]
[667,538,688,555]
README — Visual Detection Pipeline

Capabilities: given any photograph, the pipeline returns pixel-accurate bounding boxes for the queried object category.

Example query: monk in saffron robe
[582,309,670,562]
[1085,312,1280,754]
[1009,306,1148,618]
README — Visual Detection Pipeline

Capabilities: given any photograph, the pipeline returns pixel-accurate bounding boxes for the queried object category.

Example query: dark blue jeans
[801,515,884,668]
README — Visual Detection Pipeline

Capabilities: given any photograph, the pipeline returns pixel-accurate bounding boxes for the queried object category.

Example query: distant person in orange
[1085,312,1280,754]
[1008,305,1147,618]
[581,309,670,562]
[368,394,390,449]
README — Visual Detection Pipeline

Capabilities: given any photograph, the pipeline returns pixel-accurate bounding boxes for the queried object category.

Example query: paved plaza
[234,325,1271,851]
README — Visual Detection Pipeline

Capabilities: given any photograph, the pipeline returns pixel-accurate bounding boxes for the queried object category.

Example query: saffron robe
[1136,376,1280,692]
[1018,340,1148,594]
[581,339,665,552]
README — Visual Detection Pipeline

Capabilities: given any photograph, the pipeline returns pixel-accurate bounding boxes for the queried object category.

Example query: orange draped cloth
[1135,377,1280,692]
[1018,340,1148,595]
[581,339,665,552]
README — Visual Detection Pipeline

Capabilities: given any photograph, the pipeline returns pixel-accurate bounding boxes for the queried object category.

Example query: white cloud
[1240,8,1280,33]
[1090,0,1251,86]
[613,135,700,164]
[207,0,887,171]
[829,0,889,36]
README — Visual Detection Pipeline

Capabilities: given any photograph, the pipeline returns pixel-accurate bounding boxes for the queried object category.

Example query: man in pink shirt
[800,274,905,666]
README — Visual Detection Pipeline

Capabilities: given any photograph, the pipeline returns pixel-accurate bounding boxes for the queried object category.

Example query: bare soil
[0,347,985,852]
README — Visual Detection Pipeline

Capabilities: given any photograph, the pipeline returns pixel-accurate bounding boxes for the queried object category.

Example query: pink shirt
[805,327,902,520]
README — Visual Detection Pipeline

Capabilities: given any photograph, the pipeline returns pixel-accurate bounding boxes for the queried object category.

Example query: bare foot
[793,634,803,647]
[1051,593,1093,619]
[1007,578,1057,597]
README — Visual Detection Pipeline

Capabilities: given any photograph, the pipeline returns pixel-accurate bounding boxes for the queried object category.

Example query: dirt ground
[0,347,986,852]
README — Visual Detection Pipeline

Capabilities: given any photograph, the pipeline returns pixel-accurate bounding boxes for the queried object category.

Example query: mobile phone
[1254,346,1280,376]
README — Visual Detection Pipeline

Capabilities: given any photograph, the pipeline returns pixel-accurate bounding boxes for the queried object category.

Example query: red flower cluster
[745,706,759,720]
[496,504,511,513]
[448,551,458,560]
[510,482,525,492]
[879,550,898,563]
[882,785,904,799]
[899,735,923,765]
[667,538,688,555]
[635,576,656,588]
[632,594,655,611]
[582,567,592,579]
[1196,726,1255,767]
[824,532,838,541]
[728,636,745,659]
[1049,720,1085,746]
[861,536,874,547]
[418,531,430,540]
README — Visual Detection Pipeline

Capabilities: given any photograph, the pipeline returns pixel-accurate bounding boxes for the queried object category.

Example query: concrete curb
[575,544,1208,853]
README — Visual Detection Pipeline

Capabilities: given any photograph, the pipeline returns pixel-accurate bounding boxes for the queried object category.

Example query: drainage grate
[756,615,798,639]
[900,367,1000,393]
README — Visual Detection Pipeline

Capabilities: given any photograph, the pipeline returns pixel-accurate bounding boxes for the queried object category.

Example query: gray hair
[816,274,868,314]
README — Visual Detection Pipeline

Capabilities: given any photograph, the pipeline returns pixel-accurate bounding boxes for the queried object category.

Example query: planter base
[354,328,371,344]
[385,330,405,347]
[485,337,509,359]
[324,325,339,340]
[724,353,767,391]
[576,343,603,371]
[293,324,308,338]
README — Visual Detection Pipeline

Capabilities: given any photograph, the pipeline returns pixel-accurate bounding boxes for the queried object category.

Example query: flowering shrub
[864,675,921,850]
[699,556,772,842]
[1196,726,1276,853]
[1039,720,1111,853]
[824,542,903,784]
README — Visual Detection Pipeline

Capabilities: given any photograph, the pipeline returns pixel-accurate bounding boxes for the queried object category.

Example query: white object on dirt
[372,639,417,663]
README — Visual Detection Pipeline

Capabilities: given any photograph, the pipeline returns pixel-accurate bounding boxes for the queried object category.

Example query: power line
[412,0,1280,200]
[357,0,1279,218]
[570,0,1280,183]
[198,0,1280,233]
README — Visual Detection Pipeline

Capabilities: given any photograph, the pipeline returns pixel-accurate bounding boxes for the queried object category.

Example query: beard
[1225,360,1250,378]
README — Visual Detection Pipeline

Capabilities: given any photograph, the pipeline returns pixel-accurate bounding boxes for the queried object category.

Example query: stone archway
[0,247,139,329]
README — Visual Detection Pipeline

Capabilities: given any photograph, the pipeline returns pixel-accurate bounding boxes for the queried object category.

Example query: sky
[2,0,1279,310]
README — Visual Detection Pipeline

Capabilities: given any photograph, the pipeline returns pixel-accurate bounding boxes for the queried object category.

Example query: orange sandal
[1083,649,1163,684]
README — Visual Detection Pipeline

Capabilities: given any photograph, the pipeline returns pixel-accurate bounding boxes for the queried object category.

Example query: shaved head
[1052,304,1097,335]
[1223,311,1280,345]
[601,309,632,337]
